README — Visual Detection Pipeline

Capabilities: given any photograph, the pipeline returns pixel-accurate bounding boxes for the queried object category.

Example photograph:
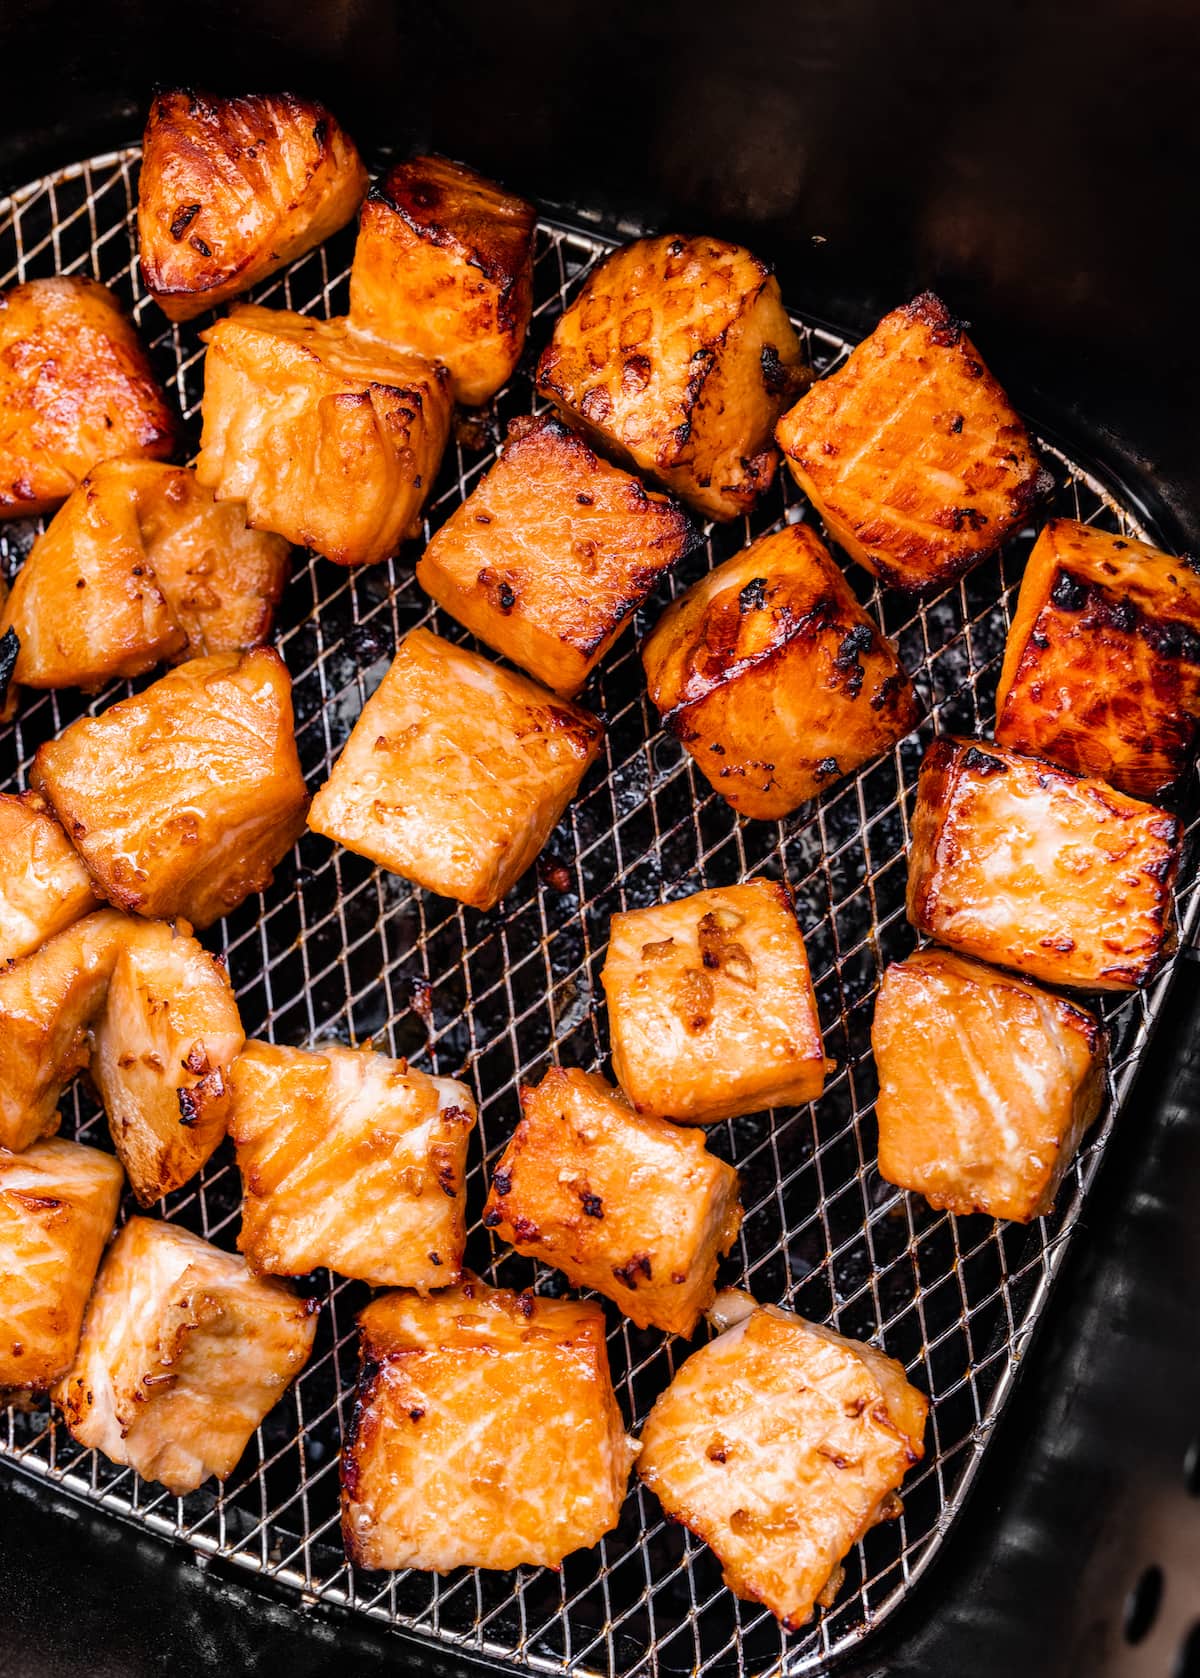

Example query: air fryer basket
[1,146,1197,1678]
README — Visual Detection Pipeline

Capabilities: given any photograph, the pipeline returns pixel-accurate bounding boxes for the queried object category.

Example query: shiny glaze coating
[0,791,98,967]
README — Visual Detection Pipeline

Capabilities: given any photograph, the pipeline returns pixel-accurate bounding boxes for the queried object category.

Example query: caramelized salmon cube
[907,737,1180,990]
[0,277,176,520]
[138,89,367,323]
[0,1137,123,1389]
[340,1277,637,1571]
[229,1040,476,1288]
[537,234,807,521]
[775,293,1050,591]
[482,1067,741,1336]
[417,414,697,698]
[92,918,244,1205]
[56,1217,317,1494]
[872,949,1107,1221]
[32,648,309,929]
[308,628,603,911]
[637,1290,927,1628]
[349,154,535,405]
[642,521,919,819]
[0,791,98,967]
[197,305,452,567]
[601,878,831,1124]
[994,518,1200,800]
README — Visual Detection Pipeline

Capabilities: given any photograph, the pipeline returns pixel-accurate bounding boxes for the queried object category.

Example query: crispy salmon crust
[0,790,98,967]
[872,949,1107,1222]
[350,153,535,405]
[775,292,1050,592]
[994,518,1200,800]
[0,277,176,520]
[906,736,1180,990]
[139,89,367,322]
[537,234,808,521]
[642,521,919,818]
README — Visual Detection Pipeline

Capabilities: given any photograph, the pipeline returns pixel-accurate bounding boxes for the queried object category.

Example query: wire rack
[1,146,1196,1678]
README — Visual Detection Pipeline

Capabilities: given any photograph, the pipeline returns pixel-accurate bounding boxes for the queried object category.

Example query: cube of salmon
[0,791,98,967]
[417,414,697,698]
[637,1291,927,1627]
[0,278,176,521]
[601,878,831,1124]
[229,1040,476,1288]
[994,518,1200,800]
[308,628,603,911]
[340,1277,637,1571]
[349,153,535,405]
[872,949,1107,1221]
[0,910,126,1153]
[197,305,452,567]
[138,89,367,323]
[32,648,309,929]
[56,1217,318,1495]
[537,234,807,521]
[0,1137,123,1389]
[482,1067,742,1336]
[642,521,919,818]
[92,918,245,1206]
[775,293,1050,591]
[907,737,1180,990]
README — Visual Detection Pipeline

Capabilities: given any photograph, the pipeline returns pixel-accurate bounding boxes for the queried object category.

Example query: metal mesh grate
[1,147,1197,1678]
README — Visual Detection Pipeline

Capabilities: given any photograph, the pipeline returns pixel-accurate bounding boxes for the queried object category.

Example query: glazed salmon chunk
[994,518,1200,800]
[197,305,452,567]
[340,1277,637,1571]
[775,293,1050,591]
[229,1040,476,1288]
[32,647,309,929]
[417,414,697,698]
[872,949,1107,1221]
[308,628,603,910]
[56,1217,317,1495]
[0,791,98,966]
[0,277,176,520]
[537,234,807,521]
[0,1138,123,1390]
[349,153,535,405]
[138,89,367,322]
[601,878,831,1124]
[638,1291,928,1628]
[482,1067,742,1337]
[642,522,919,819]
[907,737,1180,990]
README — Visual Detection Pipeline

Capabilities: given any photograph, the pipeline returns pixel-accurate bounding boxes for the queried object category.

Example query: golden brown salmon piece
[197,305,452,567]
[0,1138,123,1390]
[0,791,98,967]
[907,737,1180,990]
[138,89,367,323]
[350,153,535,405]
[994,518,1200,800]
[0,909,127,1153]
[417,414,697,698]
[872,949,1107,1222]
[229,1040,476,1289]
[537,234,807,522]
[642,522,919,819]
[32,647,308,930]
[638,1290,927,1628]
[0,277,177,520]
[56,1217,317,1495]
[601,878,832,1124]
[308,627,603,911]
[775,293,1050,592]
[483,1067,741,1337]
[340,1276,637,1571]
[92,918,244,1206]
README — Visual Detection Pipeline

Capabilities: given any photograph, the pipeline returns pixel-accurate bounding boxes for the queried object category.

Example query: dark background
[1,3,1199,1674]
